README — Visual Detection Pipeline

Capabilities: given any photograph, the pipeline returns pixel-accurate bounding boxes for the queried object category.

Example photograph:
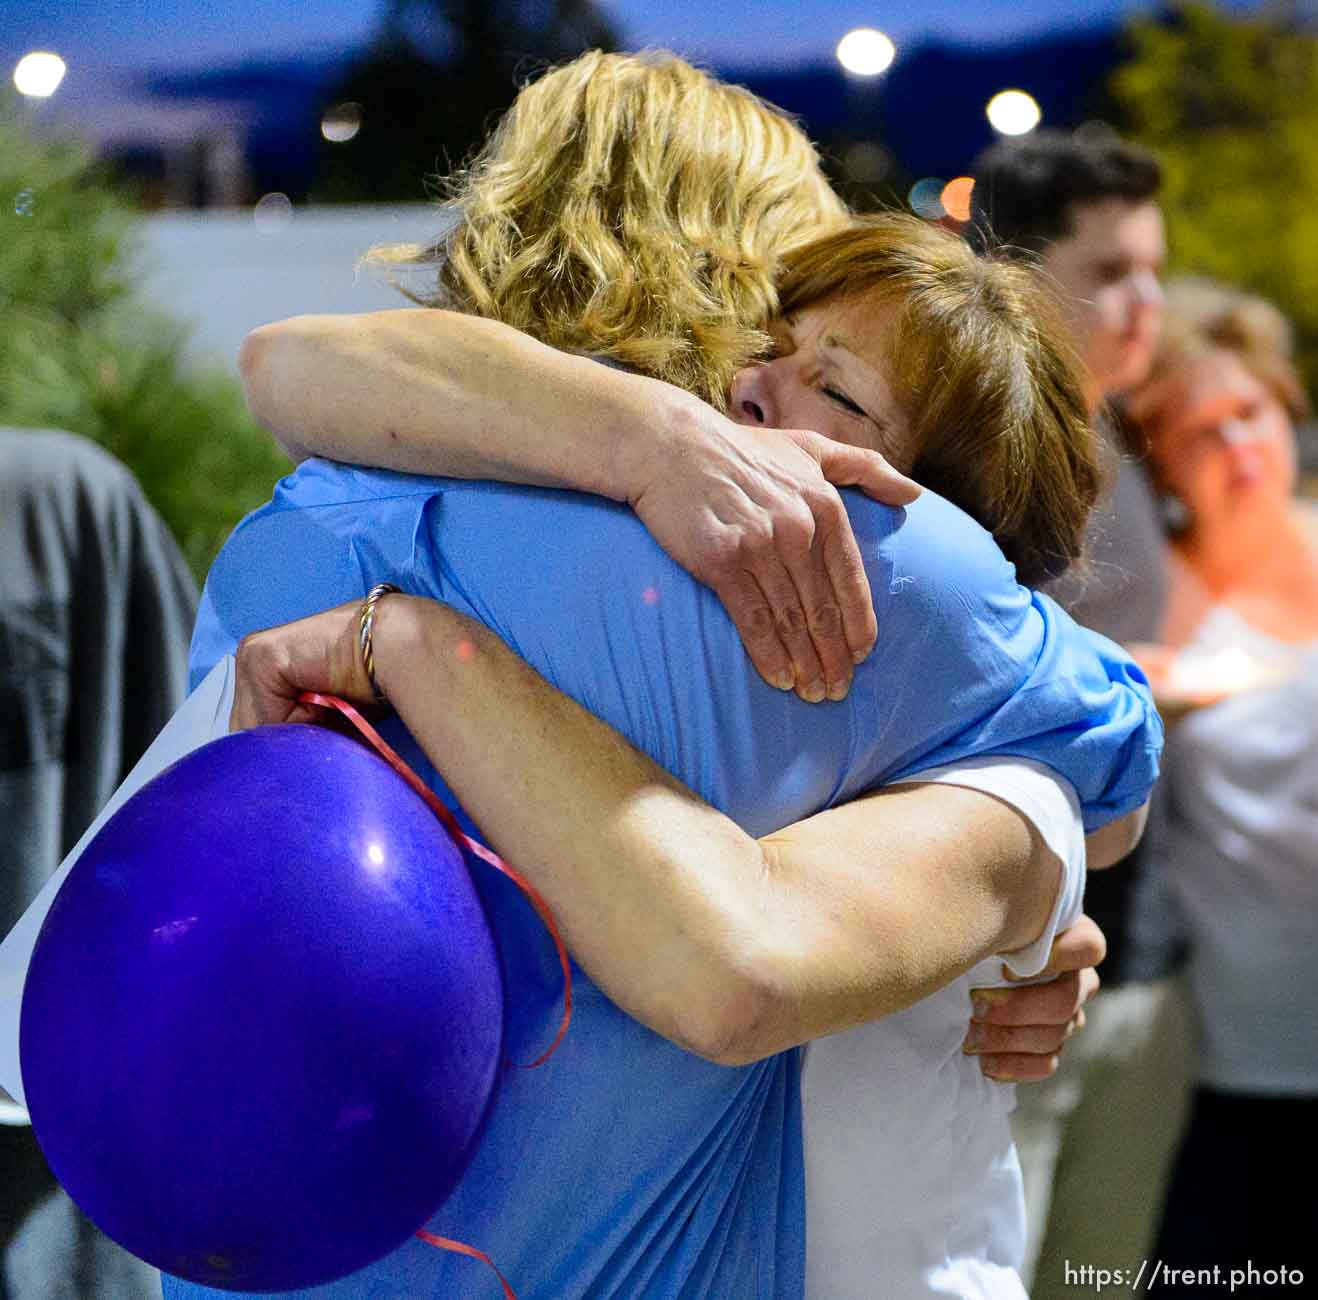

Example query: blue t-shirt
[173,462,1159,1300]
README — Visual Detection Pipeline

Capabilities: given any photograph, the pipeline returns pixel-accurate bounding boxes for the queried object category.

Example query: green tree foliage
[1111,2,1318,392]
[313,0,619,202]
[0,102,288,578]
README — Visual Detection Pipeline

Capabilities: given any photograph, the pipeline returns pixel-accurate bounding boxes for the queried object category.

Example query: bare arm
[1085,801,1149,869]
[240,309,681,493]
[232,595,1069,1068]
[239,309,921,701]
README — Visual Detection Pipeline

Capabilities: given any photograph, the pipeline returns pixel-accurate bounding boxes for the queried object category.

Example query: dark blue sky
[5,0,1163,80]
[0,1,1285,90]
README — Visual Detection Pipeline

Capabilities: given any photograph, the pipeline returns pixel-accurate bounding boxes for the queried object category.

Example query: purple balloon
[21,724,504,1292]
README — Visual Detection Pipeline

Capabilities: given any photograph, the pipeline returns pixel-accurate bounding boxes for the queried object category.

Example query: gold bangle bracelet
[357,583,401,704]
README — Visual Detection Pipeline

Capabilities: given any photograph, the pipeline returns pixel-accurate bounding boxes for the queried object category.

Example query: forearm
[369,595,778,1061]
[367,598,1047,1065]
[238,310,704,500]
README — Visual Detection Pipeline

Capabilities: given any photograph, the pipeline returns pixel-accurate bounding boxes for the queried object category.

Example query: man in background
[1,428,197,1299]
[970,130,1192,1296]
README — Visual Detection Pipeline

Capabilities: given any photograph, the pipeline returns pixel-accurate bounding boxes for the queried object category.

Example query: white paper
[0,657,236,1118]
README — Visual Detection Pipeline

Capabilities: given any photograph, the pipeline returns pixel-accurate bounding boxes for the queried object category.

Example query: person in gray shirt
[1,428,196,1300]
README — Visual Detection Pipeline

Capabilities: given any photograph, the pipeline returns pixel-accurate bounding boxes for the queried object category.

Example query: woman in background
[1129,278,1318,1290]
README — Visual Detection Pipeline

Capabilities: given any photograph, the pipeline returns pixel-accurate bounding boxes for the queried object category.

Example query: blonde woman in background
[1127,280,1318,1293]
[184,53,1156,1299]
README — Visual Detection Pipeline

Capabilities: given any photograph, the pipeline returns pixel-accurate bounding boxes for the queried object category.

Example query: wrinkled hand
[630,418,920,703]
[963,914,1106,1083]
[230,601,378,732]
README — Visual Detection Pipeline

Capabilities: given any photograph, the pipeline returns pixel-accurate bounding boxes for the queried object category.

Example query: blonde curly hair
[368,50,847,407]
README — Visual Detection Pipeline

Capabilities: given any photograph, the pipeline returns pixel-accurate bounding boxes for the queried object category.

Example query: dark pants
[0,1125,54,1300]
[1150,1087,1316,1297]
[1,1124,159,1299]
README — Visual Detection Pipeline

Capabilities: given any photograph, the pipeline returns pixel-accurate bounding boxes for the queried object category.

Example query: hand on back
[629,413,920,702]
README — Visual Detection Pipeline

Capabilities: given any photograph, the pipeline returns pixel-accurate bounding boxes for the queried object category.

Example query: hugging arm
[233,595,1085,1068]
[239,310,919,700]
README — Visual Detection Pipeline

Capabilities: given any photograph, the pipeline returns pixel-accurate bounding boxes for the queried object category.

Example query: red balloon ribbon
[414,1231,516,1300]
[296,691,583,1298]
[297,691,572,1068]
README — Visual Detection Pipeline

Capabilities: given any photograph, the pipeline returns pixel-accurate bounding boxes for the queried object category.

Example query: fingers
[970,970,1093,1028]
[976,1052,1062,1084]
[638,425,895,694]
[816,439,922,507]
[974,1009,1086,1082]
[818,516,878,670]
[713,569,802,694]
[230,601,374,733]
[710,499,861,701]
[778,517,858,701]
[966,974,1094,1084]
[734,551,829,702]
[963,1011,1082,1058]
[231,631,300,732]
[1008,914,1107,983]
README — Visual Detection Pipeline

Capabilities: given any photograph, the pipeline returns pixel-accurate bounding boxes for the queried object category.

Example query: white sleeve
[889,756,1086,981]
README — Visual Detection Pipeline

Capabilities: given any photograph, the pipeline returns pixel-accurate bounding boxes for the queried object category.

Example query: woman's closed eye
[822,385,867,418]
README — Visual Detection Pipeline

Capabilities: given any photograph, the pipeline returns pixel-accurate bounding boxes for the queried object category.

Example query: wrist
[368,594,435,704]
[370,594,483,709]
[610,378,717,508]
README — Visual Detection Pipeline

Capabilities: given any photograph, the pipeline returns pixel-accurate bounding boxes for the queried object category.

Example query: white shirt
[1162,604,1318,1094]
[804,758,1087,1300]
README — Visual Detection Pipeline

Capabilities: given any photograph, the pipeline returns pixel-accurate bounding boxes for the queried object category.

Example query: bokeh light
[836,28,896,77]
[253,192,294,234]
[842,141,891,184]
[320,102,362,144]
[986,90,1041,136]
[940,177,975,223]
[13,52,66,99]
[907,178,946,221]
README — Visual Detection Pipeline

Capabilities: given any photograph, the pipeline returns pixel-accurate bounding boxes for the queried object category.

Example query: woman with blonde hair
[1125,278,1318,1292]
[396,47,848,407]
[180,52,1156,1299]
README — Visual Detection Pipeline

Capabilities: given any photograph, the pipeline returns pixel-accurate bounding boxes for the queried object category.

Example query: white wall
[136,205,446,373]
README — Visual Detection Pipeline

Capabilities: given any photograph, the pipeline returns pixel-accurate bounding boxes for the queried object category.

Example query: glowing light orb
[253,192,293,234]
[907,178,946,221]
[842,141,891,184]
[986,90,1041,136]
[836,28,896,77]
[940,177,975,223]
[13,52,66,98]
[321,103,362,144]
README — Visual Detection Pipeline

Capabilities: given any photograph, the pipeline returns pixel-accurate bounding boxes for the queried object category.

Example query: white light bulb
[986,90,1042,136]
[836,29,896,78]
[14,52,66,99]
